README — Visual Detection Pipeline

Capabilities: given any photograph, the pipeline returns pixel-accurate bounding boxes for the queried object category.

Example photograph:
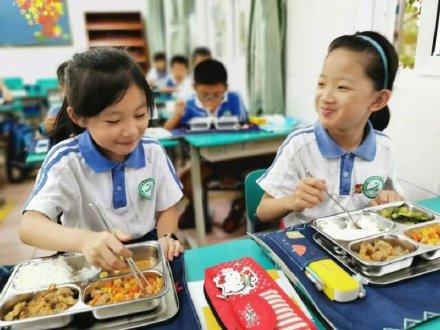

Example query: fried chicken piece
[58,294,76,306]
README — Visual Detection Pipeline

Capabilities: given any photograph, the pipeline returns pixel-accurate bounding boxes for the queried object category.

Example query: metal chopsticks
[88,202,151,295]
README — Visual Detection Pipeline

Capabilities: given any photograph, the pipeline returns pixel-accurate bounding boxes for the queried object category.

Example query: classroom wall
[0,0,148,83]
[285,0,440,200]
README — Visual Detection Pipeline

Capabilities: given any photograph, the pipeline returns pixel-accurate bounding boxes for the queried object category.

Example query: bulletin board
[0,0,72,46]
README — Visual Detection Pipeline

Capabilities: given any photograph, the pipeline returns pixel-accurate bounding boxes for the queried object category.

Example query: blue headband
[357,35,389,89]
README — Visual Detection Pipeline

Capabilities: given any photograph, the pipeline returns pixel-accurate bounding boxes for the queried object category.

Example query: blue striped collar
[78,131,146,173]
[314,121,376,161]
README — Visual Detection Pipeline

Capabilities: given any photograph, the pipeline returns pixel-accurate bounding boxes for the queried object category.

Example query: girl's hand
[158,234,184,261]
[288,177,327,212]
[80,230,133,271]
[369,190,403,206]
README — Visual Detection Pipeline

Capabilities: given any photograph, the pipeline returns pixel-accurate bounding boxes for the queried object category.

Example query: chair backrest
[3,77,24,90]
[36,78,59,95]
[245,169,266,233]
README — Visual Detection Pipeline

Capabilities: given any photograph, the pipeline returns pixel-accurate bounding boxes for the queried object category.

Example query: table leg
[190,145,206,246]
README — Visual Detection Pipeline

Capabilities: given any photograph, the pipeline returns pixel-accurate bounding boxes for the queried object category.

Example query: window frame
[414,0,440,74]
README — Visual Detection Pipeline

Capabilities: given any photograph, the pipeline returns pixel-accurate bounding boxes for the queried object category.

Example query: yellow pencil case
[307,259,362,302]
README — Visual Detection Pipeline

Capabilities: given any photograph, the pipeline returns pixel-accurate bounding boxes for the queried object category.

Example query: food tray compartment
[104,242,160,278]
[404,222,440,260]
[0,284,80,329]
[375,202,435,225]
[11,254,99,291]
[348,234,417,276]
[313,211,394,242]
[83,269,168,320]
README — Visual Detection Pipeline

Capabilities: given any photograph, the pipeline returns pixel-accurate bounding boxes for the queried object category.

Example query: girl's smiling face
[315,48,384,133]
[74,84,149,162]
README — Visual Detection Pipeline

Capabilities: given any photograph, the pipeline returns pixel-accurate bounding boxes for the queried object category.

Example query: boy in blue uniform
[146,52,169,89]
[192,47,212,68]
[164,59,247,130]
[162,55,192,99]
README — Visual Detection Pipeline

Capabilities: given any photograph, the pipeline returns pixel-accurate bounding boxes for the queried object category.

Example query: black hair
[56,60,71,86]
[192,47,212,60]
[328,31,398,131]
[194,59,227,85]
[52,48,154,144]
[170,55,189,68]
[153,52,166,61]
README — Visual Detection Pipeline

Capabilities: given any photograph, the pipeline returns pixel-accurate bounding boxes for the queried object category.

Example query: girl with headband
[256,31,403,226]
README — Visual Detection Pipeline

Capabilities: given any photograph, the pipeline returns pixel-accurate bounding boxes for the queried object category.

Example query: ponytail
[51,97,84,144]
[369,106,390,131]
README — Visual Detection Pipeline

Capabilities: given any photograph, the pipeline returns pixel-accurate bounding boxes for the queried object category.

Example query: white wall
[286,0,440,200]
[0,0,148,83]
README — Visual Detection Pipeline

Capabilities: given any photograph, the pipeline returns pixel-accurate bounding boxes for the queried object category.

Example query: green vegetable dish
[378,204,434,224]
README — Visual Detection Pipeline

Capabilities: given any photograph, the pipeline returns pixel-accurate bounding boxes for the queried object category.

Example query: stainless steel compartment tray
[311,204,440,277]
[0,240,175,328]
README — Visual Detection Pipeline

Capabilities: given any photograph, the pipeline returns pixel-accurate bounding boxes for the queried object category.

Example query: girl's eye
[135,113,147,118]
[317,82,324,87]
[338,85,348,90]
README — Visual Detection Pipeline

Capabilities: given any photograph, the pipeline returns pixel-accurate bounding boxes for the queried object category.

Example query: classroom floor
[0,177,247,266]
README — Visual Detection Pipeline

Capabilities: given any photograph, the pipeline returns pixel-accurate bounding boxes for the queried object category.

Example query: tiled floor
[0,179,53,266]
[0,178,247,266]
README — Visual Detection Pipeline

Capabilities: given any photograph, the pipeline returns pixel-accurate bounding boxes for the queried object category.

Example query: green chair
[3,77,24,90]
[245,169,282,233]
[245,169,267,233]
[36,78,59,96]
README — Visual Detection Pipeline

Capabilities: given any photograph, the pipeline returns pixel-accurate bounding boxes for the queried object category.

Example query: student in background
[146,52,168,89]
[257,31,403,227]
[21,48,183,269]
[162,55,192,99]
[192,47,212,68]
[164,59,247,130]
[0,78,13,104]
[44,60,70,135]
[164,59,250,231]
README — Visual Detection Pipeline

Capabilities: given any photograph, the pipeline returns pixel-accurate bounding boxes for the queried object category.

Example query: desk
[184,197,440,329]
[184,128,294,247]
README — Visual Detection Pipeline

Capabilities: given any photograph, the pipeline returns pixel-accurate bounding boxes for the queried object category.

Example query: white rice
[13,257,99,291]
[320,215,383,241]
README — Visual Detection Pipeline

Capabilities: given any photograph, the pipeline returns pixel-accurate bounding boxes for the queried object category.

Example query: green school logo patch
[362,176,384,199]
[138,178,155,200]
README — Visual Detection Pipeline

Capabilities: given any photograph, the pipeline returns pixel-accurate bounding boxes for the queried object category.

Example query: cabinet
[85,12,149,73]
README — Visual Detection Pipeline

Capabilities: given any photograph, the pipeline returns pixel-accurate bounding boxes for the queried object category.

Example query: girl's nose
[121,120,138,137]
[321,87,336,103]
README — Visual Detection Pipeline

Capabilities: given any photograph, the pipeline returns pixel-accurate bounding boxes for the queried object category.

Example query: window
[192,0,251,102]
[394,0,422,69]
[414,0,440,74]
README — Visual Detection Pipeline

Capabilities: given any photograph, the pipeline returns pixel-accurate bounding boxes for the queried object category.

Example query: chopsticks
[88,202,151,295]
[304,170,357,226]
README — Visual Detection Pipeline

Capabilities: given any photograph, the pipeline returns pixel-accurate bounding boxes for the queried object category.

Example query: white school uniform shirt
[24,131,183,239]
[257,121,403,226]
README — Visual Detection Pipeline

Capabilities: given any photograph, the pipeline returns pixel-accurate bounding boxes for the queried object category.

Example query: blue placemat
[255,225,440,330]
